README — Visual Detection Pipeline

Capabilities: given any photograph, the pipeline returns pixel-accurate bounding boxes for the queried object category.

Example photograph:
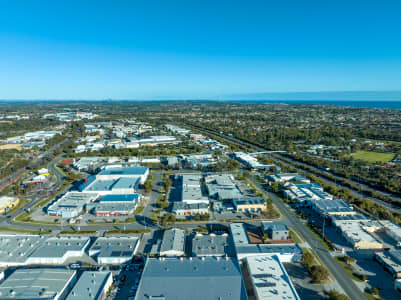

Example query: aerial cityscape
[1,1,401,300]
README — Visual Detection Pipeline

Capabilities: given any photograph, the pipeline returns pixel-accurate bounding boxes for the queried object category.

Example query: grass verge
[334,256,365,282]
[0,226,50,234]
[106,228,151,235]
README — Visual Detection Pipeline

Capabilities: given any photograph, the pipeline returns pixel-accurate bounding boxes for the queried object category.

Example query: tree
[342,256,356,265]
[302,251,314,267]
[327,290,350,300]
[310,265,329,283]
[160,213,176,227]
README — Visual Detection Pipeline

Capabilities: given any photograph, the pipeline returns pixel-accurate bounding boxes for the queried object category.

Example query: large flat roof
[30,236,90,258]
[261,221,288,232]
[47,192,98,214]
[100,194,139,202]
[66,271,112,300]
[0,235,45,264]
[0,268,76,299]
[236,244,302,255]
[88,202,136,213]
[230,223,250,245]
[135,257,247,300]
[312,199,354,214]
[192,233,235,257]
[98,166,148,176]
[88,236,139,260]
[160,228,185,254]
[245,255,300,300]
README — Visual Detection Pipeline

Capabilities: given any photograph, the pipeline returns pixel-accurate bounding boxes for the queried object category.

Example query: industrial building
[230,223,302,262]
[233,152,273,170]
[329,213,370,223]
[73,157,103,172]
[163,156,179,168]
[179,174,209,204]
[88,236,140,265]
[379,220,401,247]
[232,197,266,213]
[283,183,333,205]
[79,176,141,195]
[135,257,248,300]
[47,192,99,218]
[333,220,383,250]
[96,166,149,184]
[87,202,137,216]
[375,250,401,279]
[191,233,235,257]
[0,235,46,267]
[205,174,242,200]
[0,268,77,300]
[87,193,140,215]
[266,173,310,184]
[159,228,186,257]
[165,124,191,135]
[171,202,209,216]
[183,153,216,169]
[66,271,113,300]
[0,197,19,214]
[26,236,91,265]
[125,135,178,147]
[235,244,303,262]
[99,193,140,203]
[261,222,290,241]
[244,255,300,300]
[311,199,355,216]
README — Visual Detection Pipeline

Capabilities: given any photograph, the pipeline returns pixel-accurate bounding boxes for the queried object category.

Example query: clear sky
[1,0,401,100]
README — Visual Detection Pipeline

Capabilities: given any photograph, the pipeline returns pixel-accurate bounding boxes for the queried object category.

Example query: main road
[247,176,368,300]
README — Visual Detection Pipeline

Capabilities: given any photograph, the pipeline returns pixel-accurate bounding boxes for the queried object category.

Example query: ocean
[236,100,401,110]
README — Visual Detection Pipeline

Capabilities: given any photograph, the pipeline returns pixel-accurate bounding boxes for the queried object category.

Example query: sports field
[351,150,395,163]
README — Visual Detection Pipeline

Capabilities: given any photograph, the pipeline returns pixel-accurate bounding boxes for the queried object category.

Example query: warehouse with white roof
[47,192,99,218]
[159,228,186,257]
[88,236,140,264]
[66,271,113,300]
[0,268,77,300]
[26,236,91,265]
[244,255,300,300]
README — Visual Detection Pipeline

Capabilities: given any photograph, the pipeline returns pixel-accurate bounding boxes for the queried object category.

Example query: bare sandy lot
[0,143,22,150]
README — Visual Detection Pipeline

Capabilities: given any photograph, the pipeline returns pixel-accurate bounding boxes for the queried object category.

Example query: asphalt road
[248,177,368,300]
[0,138,68,191]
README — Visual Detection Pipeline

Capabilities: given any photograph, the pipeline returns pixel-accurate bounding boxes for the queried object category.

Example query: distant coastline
[230,100,401,110]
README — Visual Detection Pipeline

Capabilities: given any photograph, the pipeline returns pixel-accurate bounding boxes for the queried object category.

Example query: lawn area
[307,224,333,251]
[289,228,303,243]
[351,150,395,163]
[7,198,29,214]
[14,210,34,222]
[134,205,145,215]
[106,228,151,235]
[34,195,57,208]
[334,256,365,282]
[0,226,50,234]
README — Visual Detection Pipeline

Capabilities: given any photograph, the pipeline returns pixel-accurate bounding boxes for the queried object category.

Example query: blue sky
[0,0,401,100]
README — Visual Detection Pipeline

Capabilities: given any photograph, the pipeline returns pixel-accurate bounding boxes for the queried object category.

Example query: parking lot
[109,260,144,300]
